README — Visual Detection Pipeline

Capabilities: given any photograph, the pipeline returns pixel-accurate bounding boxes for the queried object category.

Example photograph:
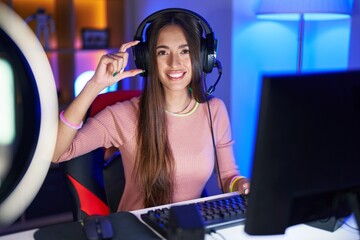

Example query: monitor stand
[305,192,360,234]
[306,217,344,232]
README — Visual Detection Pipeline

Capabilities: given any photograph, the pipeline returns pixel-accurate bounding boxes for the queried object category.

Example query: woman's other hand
[238,178,250,195]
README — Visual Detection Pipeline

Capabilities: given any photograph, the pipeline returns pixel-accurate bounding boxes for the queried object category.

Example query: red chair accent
[88,90,142,117]
[67,175,110,216]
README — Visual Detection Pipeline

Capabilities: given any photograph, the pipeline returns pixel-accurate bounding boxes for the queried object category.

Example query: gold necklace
[165,98,192,114]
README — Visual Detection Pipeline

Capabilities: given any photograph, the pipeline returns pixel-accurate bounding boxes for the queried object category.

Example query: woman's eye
[181,49,190,54]
[157,50,167,55]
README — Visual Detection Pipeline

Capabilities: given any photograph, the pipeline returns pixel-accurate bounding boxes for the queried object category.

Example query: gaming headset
[132,8,218,77]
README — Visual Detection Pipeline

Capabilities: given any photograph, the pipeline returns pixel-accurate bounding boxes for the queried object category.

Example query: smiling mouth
[167,72,186,80]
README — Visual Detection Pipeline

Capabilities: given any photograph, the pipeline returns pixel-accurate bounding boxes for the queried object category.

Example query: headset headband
[134,8,214,41]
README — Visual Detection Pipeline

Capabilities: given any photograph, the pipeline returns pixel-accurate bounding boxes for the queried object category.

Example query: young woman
[52,9,250,211]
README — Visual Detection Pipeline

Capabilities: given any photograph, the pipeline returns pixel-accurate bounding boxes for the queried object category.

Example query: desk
[131,192,359,240]
[0,193,359,240]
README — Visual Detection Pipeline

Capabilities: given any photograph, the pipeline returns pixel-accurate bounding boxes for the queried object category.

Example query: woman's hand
[90,40,144,89]
[237,178,251,195]
[227,176,251,195]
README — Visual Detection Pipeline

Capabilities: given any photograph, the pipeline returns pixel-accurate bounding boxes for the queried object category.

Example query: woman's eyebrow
[178,44,189,49]
[156,44,189,49]
[156,45,168,50]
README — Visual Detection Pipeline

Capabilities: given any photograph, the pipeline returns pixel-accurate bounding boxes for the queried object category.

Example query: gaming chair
[60,90,141,221]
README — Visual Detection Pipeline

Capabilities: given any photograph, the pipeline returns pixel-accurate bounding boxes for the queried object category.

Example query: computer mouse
[82,215,114,240]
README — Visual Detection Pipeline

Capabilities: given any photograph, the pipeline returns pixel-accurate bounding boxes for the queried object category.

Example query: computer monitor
[245,70,360,235]
[0,3,58,227]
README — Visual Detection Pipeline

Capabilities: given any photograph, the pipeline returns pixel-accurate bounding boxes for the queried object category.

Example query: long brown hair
[134,11,208,208]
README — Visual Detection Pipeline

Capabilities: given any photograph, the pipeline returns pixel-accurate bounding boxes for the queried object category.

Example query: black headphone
[132,8,218,77]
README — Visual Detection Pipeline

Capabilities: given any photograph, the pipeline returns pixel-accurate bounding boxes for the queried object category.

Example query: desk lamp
[256,0,352,72]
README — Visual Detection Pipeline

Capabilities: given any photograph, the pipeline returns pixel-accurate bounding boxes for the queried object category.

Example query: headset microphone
[206,59,222,96]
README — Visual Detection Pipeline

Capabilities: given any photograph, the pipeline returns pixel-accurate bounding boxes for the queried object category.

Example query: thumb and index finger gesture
[91,40,144,88]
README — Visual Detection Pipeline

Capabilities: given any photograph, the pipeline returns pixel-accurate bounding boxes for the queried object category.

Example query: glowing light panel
[257,13,351,21]
[0,59,15,145]
[74,70,118,97]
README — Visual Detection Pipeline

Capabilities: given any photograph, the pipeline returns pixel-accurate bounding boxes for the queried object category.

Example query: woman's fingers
[242,182,250,195]
[121,68,144,79]
[93,41,143,85]
[119,40,140,52]
[107,41,140,76]
[106,52,127,76]
[238,178,251,195]
[113,41,140,75]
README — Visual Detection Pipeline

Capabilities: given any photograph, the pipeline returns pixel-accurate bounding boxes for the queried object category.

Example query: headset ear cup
[200,37,209,73]
[133,43,142,69]
[133,42,148,76]
[201,34,216,74]
[143,43,149,76]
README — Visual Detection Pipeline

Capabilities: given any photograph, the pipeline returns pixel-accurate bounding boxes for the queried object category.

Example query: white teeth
[168,73,183,78]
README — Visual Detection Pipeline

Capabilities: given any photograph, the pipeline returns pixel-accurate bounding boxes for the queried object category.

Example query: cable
[340,219,360,231]
[204,61,225,193]
[206,232,218,240]
[339,215,360,240]
[205,98,224,193]
[207,229,226,240]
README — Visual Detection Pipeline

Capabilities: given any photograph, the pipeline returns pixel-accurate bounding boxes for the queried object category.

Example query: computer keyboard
[140,193,248,238]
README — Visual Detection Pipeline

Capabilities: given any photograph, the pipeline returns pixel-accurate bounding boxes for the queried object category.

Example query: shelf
[45,48,119,54]
[3,0,125,106]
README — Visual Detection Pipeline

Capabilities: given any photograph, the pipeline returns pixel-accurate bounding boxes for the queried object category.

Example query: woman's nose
[168,53,181,67]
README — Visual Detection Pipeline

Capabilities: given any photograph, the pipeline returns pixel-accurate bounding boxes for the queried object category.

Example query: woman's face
[156,24,192,94]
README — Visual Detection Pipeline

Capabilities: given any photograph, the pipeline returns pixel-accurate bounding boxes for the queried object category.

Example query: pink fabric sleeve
[211,98,240,184]
[58,99,138,162]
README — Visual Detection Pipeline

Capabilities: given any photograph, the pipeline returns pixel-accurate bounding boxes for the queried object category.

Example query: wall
[233,0,354,177]
[349,0,360,69]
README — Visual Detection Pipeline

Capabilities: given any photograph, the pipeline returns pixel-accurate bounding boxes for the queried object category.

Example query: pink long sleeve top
[58,96,240,211]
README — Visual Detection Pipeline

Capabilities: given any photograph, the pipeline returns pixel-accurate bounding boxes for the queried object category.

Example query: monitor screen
[245,70,360,235]
[0,3,58,227]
